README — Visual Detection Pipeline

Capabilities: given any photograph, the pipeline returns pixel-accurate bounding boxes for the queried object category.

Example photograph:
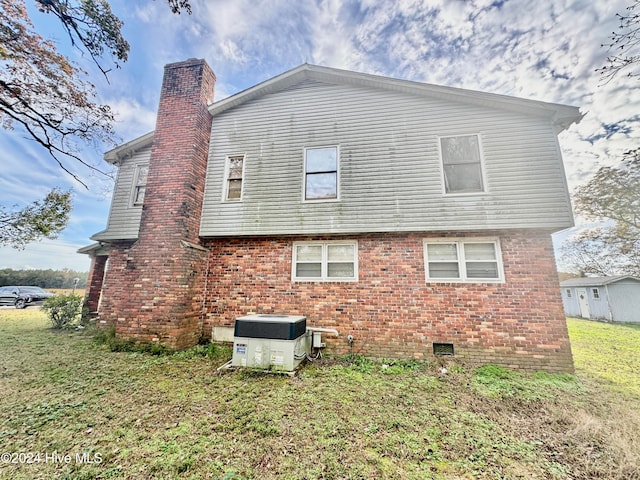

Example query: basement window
[132,164,149,206]
[304,146,339,201]
[424,238,504,283]
[224,155,245,201]
[293,241,357,282]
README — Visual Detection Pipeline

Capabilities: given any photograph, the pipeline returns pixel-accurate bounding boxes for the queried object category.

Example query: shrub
[41,294,83,329]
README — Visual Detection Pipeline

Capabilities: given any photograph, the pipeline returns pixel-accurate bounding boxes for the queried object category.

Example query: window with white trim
[224,155,245,201]
[132,164,149,206]
[591,288,600,300]
[424,239,504,282]
[293,241,357,281]
[565,288,572,298]
[304,146,338,200]
[440,134,485,194]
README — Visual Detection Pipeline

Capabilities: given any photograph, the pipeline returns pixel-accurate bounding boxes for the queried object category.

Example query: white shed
[560,276,640,323]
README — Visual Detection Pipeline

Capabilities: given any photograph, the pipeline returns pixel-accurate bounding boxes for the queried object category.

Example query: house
[80,58,582,372]
[560,276,640,323]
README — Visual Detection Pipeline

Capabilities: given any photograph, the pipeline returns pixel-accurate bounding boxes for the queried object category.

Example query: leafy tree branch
[0,0,192,185]
[562,150,640,276]
[1,0,118,186]
[0,189,72,249]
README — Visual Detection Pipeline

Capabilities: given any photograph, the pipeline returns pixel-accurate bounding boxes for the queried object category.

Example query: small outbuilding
[560,276,640,323]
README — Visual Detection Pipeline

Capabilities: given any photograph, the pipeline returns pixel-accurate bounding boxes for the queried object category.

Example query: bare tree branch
[597,1,640,84]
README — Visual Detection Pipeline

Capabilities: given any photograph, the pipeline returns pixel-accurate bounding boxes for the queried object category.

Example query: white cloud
[108,98,158,139]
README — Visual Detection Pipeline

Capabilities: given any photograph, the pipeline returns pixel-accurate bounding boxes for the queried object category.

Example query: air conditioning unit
[231,314,311,371]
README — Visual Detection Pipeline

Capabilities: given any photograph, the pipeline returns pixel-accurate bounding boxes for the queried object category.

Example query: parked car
[0,286,55,309]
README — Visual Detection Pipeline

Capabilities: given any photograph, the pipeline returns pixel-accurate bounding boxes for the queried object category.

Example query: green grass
[0,309,638,479]
[567,317,640,397]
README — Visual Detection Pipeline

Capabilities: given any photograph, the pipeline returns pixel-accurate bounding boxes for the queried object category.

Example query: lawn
[0,309,638,480]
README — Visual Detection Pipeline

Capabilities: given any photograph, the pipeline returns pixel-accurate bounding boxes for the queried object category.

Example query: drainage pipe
[307,327,339,337]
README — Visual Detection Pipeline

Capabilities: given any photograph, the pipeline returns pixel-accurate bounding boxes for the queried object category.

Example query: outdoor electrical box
[231,314,311,371]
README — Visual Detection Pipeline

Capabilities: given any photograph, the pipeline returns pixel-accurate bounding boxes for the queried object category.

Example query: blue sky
[0,0,638,271]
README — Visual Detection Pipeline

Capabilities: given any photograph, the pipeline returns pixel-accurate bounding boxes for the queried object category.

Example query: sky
[0,0,638,272]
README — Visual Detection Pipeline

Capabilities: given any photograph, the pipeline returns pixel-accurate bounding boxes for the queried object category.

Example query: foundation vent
[433,343,454,356]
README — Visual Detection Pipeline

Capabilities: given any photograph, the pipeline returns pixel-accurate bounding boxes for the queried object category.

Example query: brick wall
[201,230,574,372]
[96,59,215,349]
[85,254,107,314]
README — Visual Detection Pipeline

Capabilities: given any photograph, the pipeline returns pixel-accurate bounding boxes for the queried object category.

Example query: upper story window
[304,146,338,201]
[440,134,485,194]
[132,164,149,207]
[293,241,357,282]
[224,155,245,201]
[424,238,504,283]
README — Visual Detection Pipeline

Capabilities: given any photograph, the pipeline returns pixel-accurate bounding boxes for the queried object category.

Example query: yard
[0,309,638,479]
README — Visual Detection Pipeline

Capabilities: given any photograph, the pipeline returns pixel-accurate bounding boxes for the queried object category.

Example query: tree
[0,188,72,249]
[597,1,640,83]
[1,1,189,248]
[0,0,127,184]
[0,0,191,184]
[561,149,640,276]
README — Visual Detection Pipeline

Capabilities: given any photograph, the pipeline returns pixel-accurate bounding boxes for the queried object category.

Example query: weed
[93,326,172,355]
[172,342,231,360]
[379,358,424,374]
[473,364,579,400]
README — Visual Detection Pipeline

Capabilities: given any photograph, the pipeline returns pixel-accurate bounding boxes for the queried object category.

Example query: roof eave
[104,131,155,164]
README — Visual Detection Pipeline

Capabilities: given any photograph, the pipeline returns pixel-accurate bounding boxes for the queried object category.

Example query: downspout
[199,246,212,335]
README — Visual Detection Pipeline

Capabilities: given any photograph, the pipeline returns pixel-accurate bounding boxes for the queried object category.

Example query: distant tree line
[0,268,87,289]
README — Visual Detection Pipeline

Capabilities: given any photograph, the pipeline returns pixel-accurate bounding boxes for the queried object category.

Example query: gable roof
[208,64,582,131]
[560,275,640,287]
[104,63,582,164]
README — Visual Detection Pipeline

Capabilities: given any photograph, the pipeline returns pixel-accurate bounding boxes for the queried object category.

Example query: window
[132,164,149,206]
[304,146,338,200]
[440,134,485,194]
[293,241,357,281]
[424,239,504,282]
[591,288,600,300]
[224,155,245,201]
[565,289,572,298]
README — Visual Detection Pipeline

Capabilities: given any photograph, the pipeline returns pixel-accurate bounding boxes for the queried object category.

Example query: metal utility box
[231,314,310,371]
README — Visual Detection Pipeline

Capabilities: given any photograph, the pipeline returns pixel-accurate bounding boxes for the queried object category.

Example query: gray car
[0,286,55,309]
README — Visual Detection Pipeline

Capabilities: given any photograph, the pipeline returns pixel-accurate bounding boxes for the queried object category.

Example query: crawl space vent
[433,343,454,356]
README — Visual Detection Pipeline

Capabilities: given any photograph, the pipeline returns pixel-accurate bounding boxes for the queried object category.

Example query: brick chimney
[100,59,215,348]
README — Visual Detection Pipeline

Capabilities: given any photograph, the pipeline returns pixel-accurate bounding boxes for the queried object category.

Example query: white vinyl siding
[198,79,574,236]
[93,145,152,241]
[424,238,504,283]
[293,241,357,281]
